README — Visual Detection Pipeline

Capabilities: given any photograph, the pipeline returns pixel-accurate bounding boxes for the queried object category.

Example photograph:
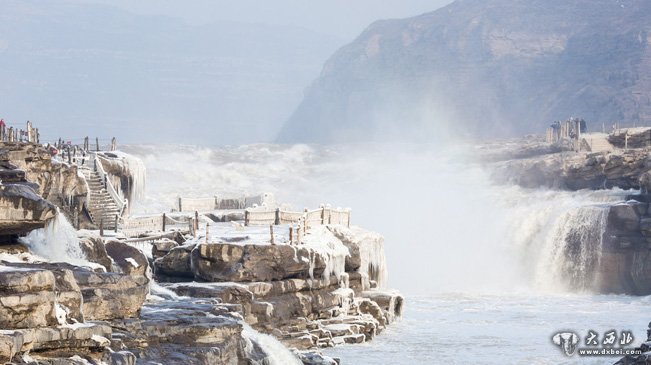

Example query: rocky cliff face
[0,143,87,206]
[153,224,402,352]
[278,0,651,143]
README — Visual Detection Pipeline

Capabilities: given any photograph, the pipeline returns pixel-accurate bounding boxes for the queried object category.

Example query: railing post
[347,209,351,228]
[297,219,303,244]
[274,208,280,225]
[244,210,250,226]
[320,205,325,225]
[162,213,166,232]
[269,225,275,245]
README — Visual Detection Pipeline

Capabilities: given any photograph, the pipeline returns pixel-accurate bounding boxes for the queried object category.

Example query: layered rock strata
[152,225,403,353]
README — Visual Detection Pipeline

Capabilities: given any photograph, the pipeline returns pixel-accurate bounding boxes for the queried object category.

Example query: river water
[124,142,648,364]
[327,293,650,364]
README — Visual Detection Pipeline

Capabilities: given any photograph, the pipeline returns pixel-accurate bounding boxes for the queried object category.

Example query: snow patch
[55,303,69,325]
[125,257,140,268]
[91,334,110,347]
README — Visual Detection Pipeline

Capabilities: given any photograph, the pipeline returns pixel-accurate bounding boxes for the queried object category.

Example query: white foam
[19,213,89,266]
[241,323,302,365]
[148,281,187,301]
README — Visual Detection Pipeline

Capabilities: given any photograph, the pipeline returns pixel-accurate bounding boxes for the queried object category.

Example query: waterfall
[496,187,625,293]
[19,212,89,265]
[241,323,303,365]
[534,205,609,292]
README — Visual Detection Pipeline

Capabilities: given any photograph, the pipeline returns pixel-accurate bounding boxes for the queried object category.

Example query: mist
[128,138,606,295]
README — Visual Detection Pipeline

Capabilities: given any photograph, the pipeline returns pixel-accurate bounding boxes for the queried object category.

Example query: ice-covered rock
[97,151,146,206]
[0,266,58,329]
[491,147,651,190]
[110,300,245,365]
[191,242,329,282]
[0,184,57,237]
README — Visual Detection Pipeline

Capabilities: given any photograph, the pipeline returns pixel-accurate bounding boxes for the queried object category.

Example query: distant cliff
[278,0,651,143]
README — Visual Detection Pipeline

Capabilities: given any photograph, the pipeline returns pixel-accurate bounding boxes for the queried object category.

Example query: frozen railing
[176,193,275,212]
[177,197,218,212]
[119,213,188,237]
[93,153,128,217]
[121,214,164,232]
[54,136,118,152]
[245,206,351,244]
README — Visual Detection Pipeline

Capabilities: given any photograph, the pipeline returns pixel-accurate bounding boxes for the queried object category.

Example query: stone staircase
[581,133,614,153]
[81,167,121,230]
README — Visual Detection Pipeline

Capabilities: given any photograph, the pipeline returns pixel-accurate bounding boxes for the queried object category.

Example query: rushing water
[123,143,648,364]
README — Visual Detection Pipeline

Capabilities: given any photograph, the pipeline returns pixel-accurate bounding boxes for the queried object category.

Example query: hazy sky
[65,0,454,40]
[1,0,454,145]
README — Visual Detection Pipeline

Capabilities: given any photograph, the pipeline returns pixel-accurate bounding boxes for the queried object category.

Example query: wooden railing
[119,213,191,237]
[176,193,274,212]
[245,206,351,244]
[178,197,217,212]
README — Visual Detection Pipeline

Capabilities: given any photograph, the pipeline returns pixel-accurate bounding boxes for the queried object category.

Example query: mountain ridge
[278,0,651,143]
